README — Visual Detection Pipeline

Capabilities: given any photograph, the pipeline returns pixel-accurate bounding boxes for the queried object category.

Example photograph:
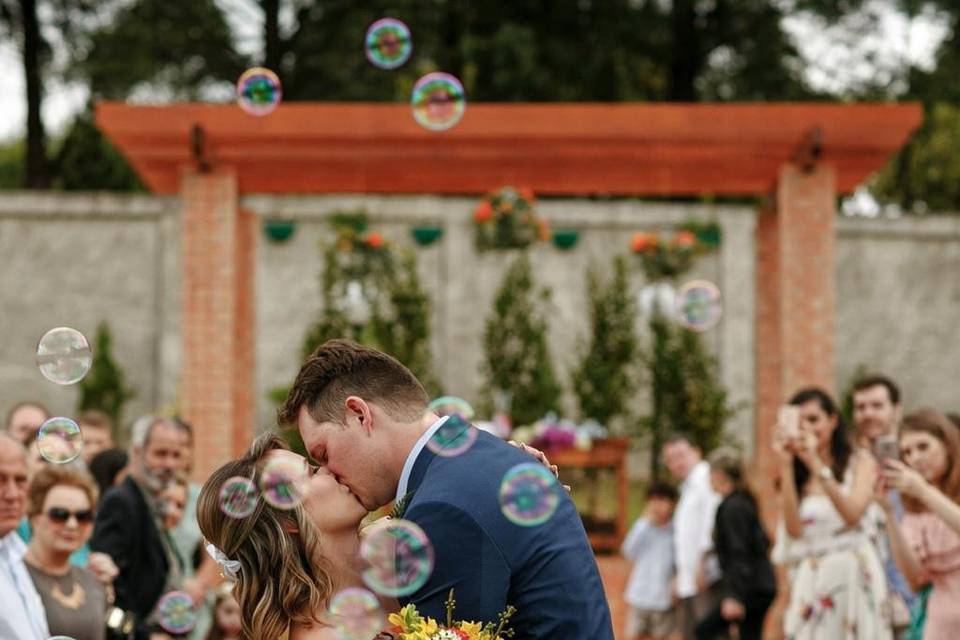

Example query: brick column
[755,163,837,524]
[180,170,257,481]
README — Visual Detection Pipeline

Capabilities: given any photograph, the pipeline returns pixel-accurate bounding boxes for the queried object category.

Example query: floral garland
[473,186,549,251]
[381,590,515,640]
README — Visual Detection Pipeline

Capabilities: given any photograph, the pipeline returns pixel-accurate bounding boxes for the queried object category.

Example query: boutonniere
[391,491,414,519]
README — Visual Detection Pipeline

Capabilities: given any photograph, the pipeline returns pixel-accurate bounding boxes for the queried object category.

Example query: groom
[279,339,614,639]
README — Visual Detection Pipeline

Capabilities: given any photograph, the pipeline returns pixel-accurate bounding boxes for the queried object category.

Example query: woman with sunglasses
[23,464,108,640]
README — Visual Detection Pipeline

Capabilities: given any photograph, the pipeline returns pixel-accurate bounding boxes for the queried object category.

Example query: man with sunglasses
[0,432,49,640]
[91,415,184,640]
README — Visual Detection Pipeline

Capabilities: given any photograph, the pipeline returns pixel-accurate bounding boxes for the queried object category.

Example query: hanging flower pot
[552,229,579,250]
[411,225,443,246]
[473,186,545,250]
[263,219,296,243]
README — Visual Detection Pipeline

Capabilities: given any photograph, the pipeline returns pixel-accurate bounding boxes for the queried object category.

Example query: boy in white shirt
[622,482,680,640]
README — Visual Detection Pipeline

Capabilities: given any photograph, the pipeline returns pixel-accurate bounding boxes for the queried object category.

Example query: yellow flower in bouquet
[386,590,515,640]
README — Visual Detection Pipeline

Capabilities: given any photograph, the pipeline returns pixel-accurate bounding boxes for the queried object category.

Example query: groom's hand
[508,440,571,492]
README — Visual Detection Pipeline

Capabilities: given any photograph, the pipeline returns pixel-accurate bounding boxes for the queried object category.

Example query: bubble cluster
[425,396,478,457]
[360,519,434,597]
[411,72,466,131]
[237,67,282,116]
[259,457,306,509]
[219,476,258,519]
[36,327,92,385]
[499,462,561,527]
[365,18,412,69]
[156,591,197,635]
[328,588,385,640]
[37,417,84,464]
[675,279,722,332]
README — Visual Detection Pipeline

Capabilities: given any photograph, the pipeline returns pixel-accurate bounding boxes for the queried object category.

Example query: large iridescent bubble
[411,72,466,131]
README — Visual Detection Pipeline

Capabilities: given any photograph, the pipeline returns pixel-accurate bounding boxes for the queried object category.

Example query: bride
[197,432,559,639]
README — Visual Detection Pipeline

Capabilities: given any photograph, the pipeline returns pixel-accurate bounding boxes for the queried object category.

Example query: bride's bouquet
[381,590,515,640]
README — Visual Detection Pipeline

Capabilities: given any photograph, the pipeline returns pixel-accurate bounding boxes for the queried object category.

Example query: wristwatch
[818,465,835,482]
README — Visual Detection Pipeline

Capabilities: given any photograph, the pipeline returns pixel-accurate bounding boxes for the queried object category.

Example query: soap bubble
[676,279,722,332]
[157,591,197,635]
[499,462,561,527]
[36,327,92,385]
[37,417,83,464]
[259,456,307,509]
[237,67,282,116]
[411,72,465,131]
[365,18,412,69]
[219,476,258,519]
[425,396,478,457]
[328,587,385,640]
[360,519,434,597]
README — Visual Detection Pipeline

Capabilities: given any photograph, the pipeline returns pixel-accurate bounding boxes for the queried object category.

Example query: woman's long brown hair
[197,433,335,639]
[900,409,960,513]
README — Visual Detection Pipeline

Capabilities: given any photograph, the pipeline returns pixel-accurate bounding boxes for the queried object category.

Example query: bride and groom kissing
[197,339,614,639]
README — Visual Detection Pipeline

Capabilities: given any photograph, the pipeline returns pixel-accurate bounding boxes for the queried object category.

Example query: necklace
[26,551,86,610]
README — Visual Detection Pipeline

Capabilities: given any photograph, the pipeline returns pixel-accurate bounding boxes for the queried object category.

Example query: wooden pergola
[97,101,922,523]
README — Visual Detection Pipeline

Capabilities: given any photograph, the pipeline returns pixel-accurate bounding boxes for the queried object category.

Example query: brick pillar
[755,163,837,524]
[180,170,256,482]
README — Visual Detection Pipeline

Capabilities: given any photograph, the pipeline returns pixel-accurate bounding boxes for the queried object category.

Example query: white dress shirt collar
[0,530,50,640]
[395,415,449,504]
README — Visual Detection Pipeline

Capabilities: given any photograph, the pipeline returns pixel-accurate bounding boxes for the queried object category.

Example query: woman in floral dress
[771,387,892,640]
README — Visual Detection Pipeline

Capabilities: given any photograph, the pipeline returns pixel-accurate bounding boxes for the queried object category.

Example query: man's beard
[142,467,174,493]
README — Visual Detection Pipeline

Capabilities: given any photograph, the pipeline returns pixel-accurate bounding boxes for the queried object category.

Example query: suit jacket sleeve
[717,499,755,603]
[402,500,511,622]
[90,489,137,611]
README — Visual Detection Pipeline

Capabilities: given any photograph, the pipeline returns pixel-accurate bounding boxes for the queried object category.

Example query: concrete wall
[0,191,956,453]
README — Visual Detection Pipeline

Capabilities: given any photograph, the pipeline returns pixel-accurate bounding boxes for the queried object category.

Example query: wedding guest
[879,409,960,639]
[4,401,50,445]
[0,433,49,640]
[91,415,182,640]
[771,387,891,640]
[79,410,115,466]
[695,447,775,640]
[621,482,679,640]
[24,465,107,640]
[662,433,721,640]
[205,582,241,640]
[89,448,129,496]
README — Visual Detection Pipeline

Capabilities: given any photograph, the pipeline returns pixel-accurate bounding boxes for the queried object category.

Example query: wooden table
[550,437,630,553]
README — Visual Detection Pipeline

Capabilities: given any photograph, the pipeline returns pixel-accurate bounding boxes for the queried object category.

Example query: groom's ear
[344,396,374,435]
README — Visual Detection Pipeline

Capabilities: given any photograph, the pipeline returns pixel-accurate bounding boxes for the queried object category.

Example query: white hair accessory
[204,541,241,580]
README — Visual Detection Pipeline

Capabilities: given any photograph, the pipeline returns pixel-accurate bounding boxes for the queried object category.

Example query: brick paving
[597,554,629,639]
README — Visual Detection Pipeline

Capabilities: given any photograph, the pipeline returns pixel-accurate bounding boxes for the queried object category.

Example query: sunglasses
[46,507,94,525]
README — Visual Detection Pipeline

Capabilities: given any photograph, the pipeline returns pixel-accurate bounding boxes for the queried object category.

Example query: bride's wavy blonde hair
[197,433,335,639]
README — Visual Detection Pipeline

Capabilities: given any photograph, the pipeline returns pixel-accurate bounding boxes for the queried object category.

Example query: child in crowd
[205,582,242,640]
[622,482,680,640]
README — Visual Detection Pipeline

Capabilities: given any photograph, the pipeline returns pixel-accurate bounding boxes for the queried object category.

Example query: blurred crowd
[0,406,240,640]
[621,374,960,640]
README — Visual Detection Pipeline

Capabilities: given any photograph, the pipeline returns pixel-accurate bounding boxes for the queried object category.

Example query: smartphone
[777,405,800,440]
[874,434,900,462]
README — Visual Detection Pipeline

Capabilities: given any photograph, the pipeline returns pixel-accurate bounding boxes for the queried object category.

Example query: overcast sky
[0,0,949,143]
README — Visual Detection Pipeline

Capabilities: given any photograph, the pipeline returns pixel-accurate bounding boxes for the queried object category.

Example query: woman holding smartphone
[878,409,960,639]
[771,387,891,640]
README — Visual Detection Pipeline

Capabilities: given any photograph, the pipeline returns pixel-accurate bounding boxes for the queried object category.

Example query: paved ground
[597,554,630,638]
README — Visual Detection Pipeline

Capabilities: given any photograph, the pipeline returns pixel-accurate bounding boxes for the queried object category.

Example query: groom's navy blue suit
[400,430,614,639]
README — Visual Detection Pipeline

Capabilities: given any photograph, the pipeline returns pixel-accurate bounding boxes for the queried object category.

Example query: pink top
[903,511,960,640]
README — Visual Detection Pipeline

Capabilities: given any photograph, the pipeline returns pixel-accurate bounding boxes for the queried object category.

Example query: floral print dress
[772,463,892,640]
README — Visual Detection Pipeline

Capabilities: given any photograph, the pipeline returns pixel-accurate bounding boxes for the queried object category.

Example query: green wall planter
[263,219,296,243]
[411,226,443,246]
[552,229,579,250]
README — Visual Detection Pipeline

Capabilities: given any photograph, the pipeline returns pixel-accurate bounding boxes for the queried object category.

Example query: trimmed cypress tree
[481,253,561,426]
[77,322,136,439]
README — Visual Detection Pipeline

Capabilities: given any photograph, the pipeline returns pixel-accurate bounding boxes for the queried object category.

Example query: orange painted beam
[96,101,922,196]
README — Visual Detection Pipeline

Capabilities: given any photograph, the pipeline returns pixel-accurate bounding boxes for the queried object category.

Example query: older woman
[24,464,108,640]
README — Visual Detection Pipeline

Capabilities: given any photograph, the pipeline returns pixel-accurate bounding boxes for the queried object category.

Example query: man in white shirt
[0,432,49,640]
[663,433,721,640]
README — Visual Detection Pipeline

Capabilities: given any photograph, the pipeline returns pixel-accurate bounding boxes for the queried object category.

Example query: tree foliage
[481,253,561,427]
[77,321,136,435]
[571,256,639,430]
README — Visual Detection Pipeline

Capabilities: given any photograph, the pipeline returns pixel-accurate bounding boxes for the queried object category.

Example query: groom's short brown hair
[277,339,429,426]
